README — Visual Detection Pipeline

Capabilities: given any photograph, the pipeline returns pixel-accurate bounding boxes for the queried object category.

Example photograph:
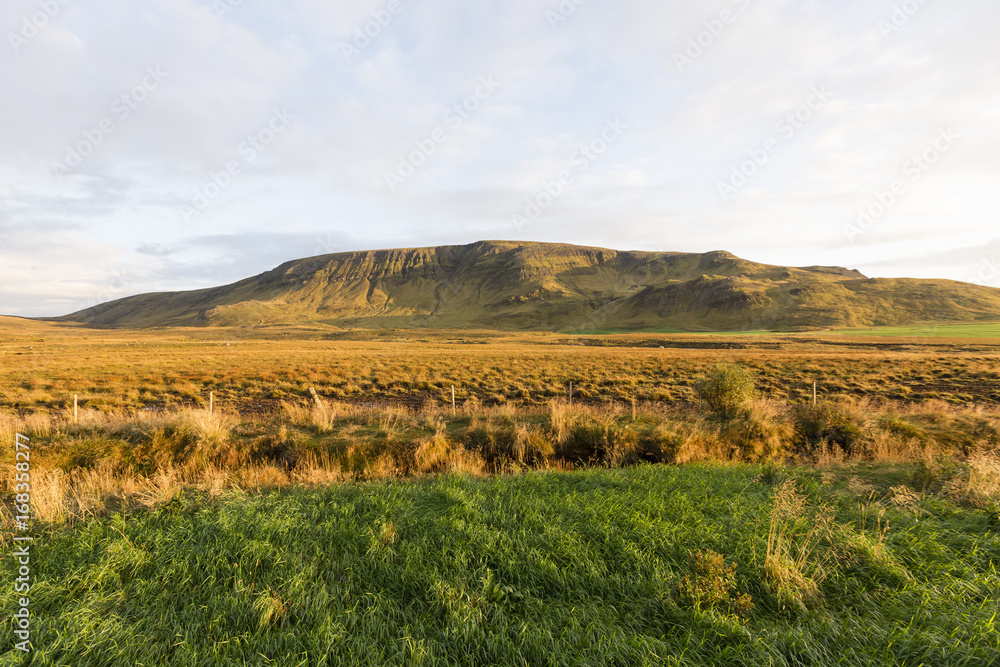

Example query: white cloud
[1,0,998,316]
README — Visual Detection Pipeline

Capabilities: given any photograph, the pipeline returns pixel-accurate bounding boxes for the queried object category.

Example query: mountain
[55,241,1000,331]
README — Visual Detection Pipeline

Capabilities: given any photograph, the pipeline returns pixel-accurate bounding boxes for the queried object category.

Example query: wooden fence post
[74,394,78,423]
[451,385,456,416]
[813,382,817,406]
[209,391,214,413]
[309,387,324,409]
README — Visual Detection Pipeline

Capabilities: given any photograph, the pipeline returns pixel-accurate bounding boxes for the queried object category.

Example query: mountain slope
[55,241,1000,331]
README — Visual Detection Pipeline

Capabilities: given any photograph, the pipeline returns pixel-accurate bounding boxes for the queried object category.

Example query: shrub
[673,550,753,617]
[463,417,550,470]
[792,403,863,457]
[695,364,756,420]
[511,424,554,465]
[464,416,517,465]
[721,399,794,462]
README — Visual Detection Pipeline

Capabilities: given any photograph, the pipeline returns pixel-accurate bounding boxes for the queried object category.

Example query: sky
[1,0,998,317]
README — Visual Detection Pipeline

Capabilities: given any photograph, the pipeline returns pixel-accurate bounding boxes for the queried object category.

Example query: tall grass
[2,465,998,665]
[761,480,835,611]
[2,395,999,528]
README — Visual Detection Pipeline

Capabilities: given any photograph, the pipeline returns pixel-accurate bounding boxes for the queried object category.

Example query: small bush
[793,403,863,456]
[695,364,756,420]
[673,550,753,617]
[722,399,793,462]
[464,416,524,468]
[638,423,684,463]
[419,426,484,475]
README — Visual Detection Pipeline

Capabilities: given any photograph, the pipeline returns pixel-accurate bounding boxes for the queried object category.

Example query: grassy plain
[1,316,999,665]
[3,316,1000,413]
[2,466,999,665]
[833,321,1000,339]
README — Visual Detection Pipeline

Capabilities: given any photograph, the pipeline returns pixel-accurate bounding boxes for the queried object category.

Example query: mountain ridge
[54,240,1000,331]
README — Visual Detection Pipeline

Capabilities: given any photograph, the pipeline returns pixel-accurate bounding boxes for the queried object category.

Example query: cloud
[1,0,999,316]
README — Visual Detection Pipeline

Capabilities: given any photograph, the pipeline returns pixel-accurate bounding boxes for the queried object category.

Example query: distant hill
[54,241,1000,331]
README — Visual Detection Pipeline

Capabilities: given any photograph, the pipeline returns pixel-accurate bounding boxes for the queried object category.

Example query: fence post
[74,394,78,423]
[451,385,456,416]
[569,382,573,405]
[309,387,324,410]
[813,382,817,406]
[209,391,214,414]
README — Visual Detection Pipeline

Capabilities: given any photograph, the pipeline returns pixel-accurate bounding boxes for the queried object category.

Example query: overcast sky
[2,0,998,317]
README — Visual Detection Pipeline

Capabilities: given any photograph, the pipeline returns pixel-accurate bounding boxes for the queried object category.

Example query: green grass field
[2,464,997,666]
[562,328,787,336]
[570,321,1000,339]
[833,321,1000,339]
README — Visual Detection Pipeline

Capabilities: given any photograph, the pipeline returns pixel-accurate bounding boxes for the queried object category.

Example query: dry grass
[941,453,1000,508]
[415,426,485,476]
[761,480,835,611]
[2,381,999,528]
[3,319,1000,417]
[867,431,925,463]
[965,455,1000,502]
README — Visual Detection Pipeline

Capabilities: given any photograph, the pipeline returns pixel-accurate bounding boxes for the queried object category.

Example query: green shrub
[695,364,756,420]
[673,550,754,617]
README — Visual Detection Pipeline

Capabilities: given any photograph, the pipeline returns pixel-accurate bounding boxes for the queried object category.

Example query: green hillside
[55,241,1000,331]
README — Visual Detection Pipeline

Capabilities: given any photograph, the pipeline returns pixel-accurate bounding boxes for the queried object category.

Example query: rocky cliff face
[56,241,1000,331]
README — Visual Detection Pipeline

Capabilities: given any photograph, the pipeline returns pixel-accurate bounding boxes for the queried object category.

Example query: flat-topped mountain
[56,241,1000,331]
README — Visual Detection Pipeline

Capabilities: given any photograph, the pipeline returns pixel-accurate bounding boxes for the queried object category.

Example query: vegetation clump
[695,363,757,420]
[673,549,754,618]
[793,402,863,456]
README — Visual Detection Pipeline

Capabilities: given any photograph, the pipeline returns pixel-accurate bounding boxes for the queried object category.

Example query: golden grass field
[3,316,1000,414]
[2,315,999,527]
